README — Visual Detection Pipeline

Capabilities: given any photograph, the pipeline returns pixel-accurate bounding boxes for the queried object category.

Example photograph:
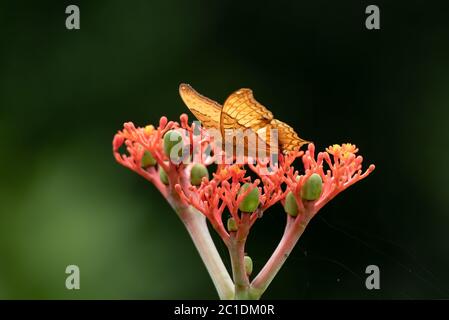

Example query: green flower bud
[238,183,260,213]
[190,163,209,186]
[227,217,238,232]
[284,191,299,217]
[163,130,183,159]
[300,173,323,201]
[141,150,157,168]
[244,255,253,276]
[159,167,169,185]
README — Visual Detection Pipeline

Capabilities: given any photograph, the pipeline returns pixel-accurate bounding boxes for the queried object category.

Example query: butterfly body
[179,83,309,155]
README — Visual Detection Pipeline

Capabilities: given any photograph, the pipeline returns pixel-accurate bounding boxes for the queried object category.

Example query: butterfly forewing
[219,88,276,156]
[179,83,222,129]
[221,89,273,131]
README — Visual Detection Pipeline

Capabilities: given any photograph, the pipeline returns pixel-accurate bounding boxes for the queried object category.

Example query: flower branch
[112,114,375,300]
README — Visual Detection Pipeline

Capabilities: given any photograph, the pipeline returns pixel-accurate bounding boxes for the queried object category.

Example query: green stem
[229,212,251,300]
[229,236,249,299]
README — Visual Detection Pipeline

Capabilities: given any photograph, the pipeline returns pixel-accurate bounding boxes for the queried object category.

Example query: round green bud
[141,150,157,168]
[190,163,209,186]
[163,130,183,159]
[238,183,260,213]
[244,255,253,276]
[300,173,323,201]
[159,167,169,185]
[227,217,238,232]
[284,191,299,217]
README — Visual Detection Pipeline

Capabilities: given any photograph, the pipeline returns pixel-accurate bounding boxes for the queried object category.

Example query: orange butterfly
[179,83,309,155]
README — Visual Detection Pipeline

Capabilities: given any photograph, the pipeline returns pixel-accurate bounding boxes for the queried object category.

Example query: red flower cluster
[114,114,373,234]
[112,113,375,299]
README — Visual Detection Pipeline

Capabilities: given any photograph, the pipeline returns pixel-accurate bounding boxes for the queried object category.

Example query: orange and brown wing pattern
[220,88,273,132]
[220,89,275,155]
[270,119,309,154]
[179,83,310,155]
[179,83,222,129]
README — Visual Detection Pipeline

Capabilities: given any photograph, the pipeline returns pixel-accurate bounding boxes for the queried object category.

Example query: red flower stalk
[112,114,375,300]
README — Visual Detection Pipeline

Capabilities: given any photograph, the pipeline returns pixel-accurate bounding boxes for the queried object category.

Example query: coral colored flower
[112,114,375,300]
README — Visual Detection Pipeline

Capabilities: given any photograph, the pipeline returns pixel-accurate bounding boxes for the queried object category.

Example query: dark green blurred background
[0,0,448,299]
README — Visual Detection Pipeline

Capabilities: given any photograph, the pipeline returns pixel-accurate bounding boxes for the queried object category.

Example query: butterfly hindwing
[270,119,309,154]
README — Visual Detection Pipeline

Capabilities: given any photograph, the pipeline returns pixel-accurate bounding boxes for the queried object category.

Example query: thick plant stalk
[250,213,312,298]
[229,237,249,299]
[169,196,234,300]
[228,213,252,299]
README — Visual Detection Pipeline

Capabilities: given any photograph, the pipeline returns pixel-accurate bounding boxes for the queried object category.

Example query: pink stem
[180,204,234,300]
[165,183,234,299]
[250,211,313,298]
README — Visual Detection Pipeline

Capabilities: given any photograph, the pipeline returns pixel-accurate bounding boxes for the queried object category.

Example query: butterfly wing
[179,83,222,129]
[270,119,310,154]
[220,89,274,156]
[180,84,309,155]
[220,88,273,131]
